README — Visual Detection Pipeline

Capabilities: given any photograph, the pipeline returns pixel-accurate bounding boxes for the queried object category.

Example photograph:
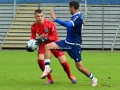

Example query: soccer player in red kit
[27,9,76,84]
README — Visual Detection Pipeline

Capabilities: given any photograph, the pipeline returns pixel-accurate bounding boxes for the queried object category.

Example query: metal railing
[80,0,87,21]
[11,0,120,50]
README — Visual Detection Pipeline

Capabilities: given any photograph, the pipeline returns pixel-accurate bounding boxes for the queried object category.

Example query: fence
[1,0,120,50]
[0,0,120,4]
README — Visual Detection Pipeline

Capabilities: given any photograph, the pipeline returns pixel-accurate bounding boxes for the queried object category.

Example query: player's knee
[77,65,84,72]
[44,44,50,50]
[79,67,84,72]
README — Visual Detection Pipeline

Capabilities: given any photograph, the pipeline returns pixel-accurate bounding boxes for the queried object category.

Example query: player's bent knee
[78,67,84,72]
[45,42,59,50]
[44,44,50,50]
[44,43,55,50]
[76,65,84,72]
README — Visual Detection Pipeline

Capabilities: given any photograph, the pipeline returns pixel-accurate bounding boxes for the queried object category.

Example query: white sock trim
[45,59,50,68]
[45,59,50,63]
[89,73,94,79]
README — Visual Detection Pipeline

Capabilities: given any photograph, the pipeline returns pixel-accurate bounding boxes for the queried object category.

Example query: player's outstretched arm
[50,10,56,20]
[50,10,73,28]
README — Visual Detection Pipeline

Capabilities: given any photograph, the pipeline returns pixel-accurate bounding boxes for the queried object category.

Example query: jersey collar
[72,12,80,17]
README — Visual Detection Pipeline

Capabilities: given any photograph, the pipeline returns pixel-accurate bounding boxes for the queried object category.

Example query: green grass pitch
[0,50,120,90]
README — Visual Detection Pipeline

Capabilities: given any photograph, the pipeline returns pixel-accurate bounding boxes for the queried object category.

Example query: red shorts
[38,43,65,58]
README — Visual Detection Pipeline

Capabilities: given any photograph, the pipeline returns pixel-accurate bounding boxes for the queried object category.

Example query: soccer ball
[27,39,38,50]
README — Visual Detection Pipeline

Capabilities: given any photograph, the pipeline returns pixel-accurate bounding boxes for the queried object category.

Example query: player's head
[69,0,79,15]
[34,9,44,24]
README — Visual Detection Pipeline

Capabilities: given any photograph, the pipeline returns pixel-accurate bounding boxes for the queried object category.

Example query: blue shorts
[55,40,82,62]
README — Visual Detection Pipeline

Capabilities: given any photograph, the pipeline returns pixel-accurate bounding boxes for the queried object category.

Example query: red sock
[38,59,53,80]
[38,59,45,71]
[61,62,72,78]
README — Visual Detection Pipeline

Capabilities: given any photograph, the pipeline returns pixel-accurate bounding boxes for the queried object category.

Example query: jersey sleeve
[48,22,58,41]
[55,18,73,28]
[71,16,83,27]
[30,25,36,39]
[55,18,72,27]
[55,14,84,28]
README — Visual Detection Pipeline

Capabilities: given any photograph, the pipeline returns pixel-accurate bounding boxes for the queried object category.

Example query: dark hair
[34,9,42,14]
[69,0,79,10]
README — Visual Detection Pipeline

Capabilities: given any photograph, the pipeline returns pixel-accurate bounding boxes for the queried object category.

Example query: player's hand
[41,38,49,42]
[26,45,34,52]
[50,10,56,20]
[82,21,85,25]
[36,37,49,45]
[36,37,42,45]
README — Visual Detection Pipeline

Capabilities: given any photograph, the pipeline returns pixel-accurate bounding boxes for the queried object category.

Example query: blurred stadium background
[0,0,120,51]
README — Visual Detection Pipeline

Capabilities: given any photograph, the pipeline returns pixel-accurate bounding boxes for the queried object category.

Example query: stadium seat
[2,4,120,50]
[2,4,53,49]
[0,4,18,49]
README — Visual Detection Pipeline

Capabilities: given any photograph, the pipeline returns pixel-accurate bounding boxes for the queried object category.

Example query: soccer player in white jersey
[41,0,97,86]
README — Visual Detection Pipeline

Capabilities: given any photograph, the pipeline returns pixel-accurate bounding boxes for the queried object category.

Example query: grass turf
[0,50,120,90]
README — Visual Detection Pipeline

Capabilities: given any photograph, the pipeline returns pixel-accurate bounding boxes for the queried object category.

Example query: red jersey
[31,19,59,43]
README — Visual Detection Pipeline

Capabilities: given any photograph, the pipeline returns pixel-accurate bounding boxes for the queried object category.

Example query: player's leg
[38,44,53,84]
[52,50,76,84]
[38,54,45,71]
[41,42,62,79]
[75,61,97,86]
[67,46,97,86]
[38,54,54,84]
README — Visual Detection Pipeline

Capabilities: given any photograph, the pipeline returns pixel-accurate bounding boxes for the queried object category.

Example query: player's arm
[55,17,83,28]
[30,26,36,39]
[55,18,73,28]
[50,10,83,27]
[82,21,85,25]
[50,10,72,28]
